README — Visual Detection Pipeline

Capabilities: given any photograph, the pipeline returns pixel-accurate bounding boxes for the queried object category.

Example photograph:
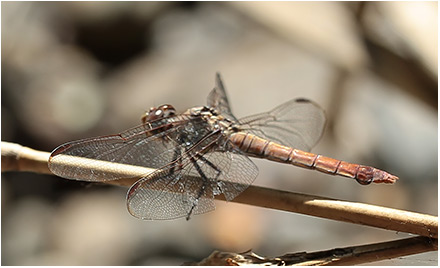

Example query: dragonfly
[48,73,398,220]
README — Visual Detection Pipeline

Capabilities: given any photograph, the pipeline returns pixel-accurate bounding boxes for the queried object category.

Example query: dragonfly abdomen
[229,132,398,185]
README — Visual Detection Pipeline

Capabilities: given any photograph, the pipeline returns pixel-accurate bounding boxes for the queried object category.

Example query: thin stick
[1,141,438,239]
[193,236,437,265]
[224,186,438,239]
[2,141,52,174]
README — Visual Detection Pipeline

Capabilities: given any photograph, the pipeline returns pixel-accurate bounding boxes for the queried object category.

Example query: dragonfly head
[142,104,176,124]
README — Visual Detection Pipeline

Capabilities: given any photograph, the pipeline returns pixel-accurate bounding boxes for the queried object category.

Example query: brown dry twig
[2,140,438,241]
[2,141,438,265]
[191,236,437,266]
[1,142,438,241]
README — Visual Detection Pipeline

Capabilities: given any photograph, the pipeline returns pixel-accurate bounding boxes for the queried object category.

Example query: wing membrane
[127,137,258,220]
[238,98,326,152]
[207,73,238,121]
[48,115,212,182]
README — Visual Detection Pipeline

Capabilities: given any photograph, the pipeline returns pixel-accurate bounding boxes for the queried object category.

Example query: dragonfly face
[142,104,176,124]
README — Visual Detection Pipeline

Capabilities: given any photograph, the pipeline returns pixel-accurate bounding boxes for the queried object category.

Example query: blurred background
[1,1,437,265]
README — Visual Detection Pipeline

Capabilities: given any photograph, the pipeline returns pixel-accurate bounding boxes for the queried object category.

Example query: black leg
[168,147,182,176]
[186,157,208,220]
[195,153,222,176]
[184,152,224,220]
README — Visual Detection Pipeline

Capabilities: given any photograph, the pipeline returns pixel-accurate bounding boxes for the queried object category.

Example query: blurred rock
[2,1,437,265]
[364,2,437,77]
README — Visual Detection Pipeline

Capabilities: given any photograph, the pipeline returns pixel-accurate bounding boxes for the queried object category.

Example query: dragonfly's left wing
[127,136,258,220]
[207,73,238,121]
[48,115,211,182]
[238,98,326,152]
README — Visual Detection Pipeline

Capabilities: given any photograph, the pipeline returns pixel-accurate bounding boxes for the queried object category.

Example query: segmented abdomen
[229,132,398,185]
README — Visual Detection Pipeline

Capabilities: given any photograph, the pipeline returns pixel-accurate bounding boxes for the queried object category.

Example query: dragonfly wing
[238,98,326,152]
[48,116,212,182]
[207,73,238,121]
[200,143,259,202]
[126,167,215,220]
[127,138,258,220]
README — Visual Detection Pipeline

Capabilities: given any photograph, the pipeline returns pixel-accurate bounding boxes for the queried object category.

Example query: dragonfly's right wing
[238,98,326,152]
[207,73,238,121]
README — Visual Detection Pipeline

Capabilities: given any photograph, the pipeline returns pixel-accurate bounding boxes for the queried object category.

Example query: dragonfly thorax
[185,106,235,134]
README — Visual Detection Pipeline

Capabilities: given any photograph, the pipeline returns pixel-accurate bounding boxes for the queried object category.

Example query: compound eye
[142,104,176,124]
[142,106,161,123]
[159,104,176,117]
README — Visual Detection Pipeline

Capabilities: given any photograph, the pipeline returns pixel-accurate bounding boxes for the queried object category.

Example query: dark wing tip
[49,143,72,158]
[295,98,312,103]
[215,72,223,86]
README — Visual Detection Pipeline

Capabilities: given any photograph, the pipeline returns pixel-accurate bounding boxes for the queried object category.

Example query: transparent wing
[207,73,238,121]
[127,138,258,220]
[48,115,213,182]
[238,98,326,152]
[127,167,213,220]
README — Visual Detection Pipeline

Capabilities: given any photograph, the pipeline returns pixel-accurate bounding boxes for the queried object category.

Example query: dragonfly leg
[168,147,183,176]
[194,153,222,179]
[186,156,210,221]
[185,153,224,220]
[194,152,224,194]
